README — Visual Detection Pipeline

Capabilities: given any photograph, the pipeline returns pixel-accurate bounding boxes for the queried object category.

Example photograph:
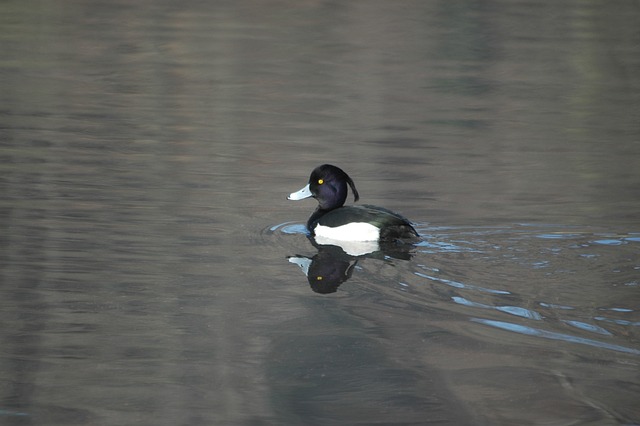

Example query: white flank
[315,222,380,242]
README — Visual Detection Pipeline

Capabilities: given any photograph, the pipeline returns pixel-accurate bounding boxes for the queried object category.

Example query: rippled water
[1,1,639,425]
[268,222,640,424]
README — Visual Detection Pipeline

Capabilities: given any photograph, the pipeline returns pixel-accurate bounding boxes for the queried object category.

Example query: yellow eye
[316,276,323,281]
[318,179,324,185]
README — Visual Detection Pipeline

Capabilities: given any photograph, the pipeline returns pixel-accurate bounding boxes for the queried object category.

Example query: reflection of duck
[288,245,357,294]
[288,239,414,294]
[288,164,418,243]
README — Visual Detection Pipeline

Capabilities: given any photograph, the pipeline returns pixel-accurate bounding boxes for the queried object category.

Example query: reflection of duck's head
[288,164,418,243]
[288,249,357,294]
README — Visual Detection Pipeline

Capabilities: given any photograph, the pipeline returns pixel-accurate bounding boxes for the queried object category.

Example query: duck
[287,164,418,242]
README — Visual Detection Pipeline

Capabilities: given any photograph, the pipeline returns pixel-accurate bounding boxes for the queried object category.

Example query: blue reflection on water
[452,297,542,320]
[497,306,543,320]
[270,221,308,235]
[471,318,640,355]
[415,271,510,295]
[536,233,582,239]
[415,240,481,253]
[451,296,487,308]
[592,239,626,246]
[539,302,574,310]
[595,316,640,327]
[562,320,613,336]
[601,307,634,312]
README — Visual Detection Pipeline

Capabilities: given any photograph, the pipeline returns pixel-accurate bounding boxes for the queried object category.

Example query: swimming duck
[288,164,418,242]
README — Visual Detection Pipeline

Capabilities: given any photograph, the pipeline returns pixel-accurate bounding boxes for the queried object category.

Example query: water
[1,1,639,425]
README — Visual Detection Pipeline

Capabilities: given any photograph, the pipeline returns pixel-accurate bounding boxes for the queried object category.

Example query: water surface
[1,1,639,425]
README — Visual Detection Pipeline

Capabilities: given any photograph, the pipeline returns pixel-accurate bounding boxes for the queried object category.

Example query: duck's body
[288,164,418,242]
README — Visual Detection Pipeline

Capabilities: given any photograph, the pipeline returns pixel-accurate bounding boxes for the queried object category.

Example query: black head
[309,164,360,209]
[288,164,360,210]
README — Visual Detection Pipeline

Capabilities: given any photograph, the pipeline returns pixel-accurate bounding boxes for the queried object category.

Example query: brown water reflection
[1,0,639,425]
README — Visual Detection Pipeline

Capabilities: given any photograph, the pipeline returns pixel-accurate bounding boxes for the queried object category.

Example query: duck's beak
[288,184,312,201]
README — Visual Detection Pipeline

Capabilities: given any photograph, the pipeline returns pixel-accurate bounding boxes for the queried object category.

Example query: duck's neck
[307,207,332,232]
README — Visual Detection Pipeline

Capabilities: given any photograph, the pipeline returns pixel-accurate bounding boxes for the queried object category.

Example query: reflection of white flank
[314,235,379,257]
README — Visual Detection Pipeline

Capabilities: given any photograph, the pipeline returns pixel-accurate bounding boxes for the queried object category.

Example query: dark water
[2,1,639,425]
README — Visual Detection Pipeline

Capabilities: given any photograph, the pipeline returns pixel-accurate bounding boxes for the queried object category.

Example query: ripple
[536,233,582,240]
[261,221,312,257]
[268,221,308,235]
[414,270,511,295]
[592,239,626,246]
[0,408,29,417]
[471,318,640,355]
[600,307,634,313]
[562,320,613,336]
[452,297,543,320]
[415,239,482,253]
[594,316,640,327]
[539,302,574,310]
[497,306,543,320]
[267,222,640,360]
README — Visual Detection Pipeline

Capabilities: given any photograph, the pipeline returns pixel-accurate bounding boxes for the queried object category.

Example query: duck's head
[288,164,359,210]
